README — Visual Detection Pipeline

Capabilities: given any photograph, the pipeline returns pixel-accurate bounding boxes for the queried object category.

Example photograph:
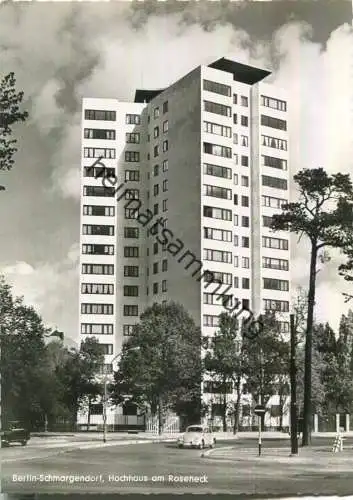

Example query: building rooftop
[208,58,271,85]
[134,89,165,103]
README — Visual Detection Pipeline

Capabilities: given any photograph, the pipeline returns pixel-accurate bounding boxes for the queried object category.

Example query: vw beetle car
[177,425,216,449]
[1,421,30,447]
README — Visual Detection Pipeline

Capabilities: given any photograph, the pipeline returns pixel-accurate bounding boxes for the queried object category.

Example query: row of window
[261,95,287,112]
[151,101,168,120]
[204,227,232,242]
[263,278,289,291]
[262,135,287,151]
[84,128,116,140]
[82,244,114,255]
[82,264,114,275]
[203,163,232,180]
[84,148,116,159]
[203,79,231,97]
[83,166,115,179]
[262,236,289,250]
[83,186,115,197]
[203,184,232,200]
[203,142,232,159]
[261,155,287,171]
[204,248,232,264]
[262,175,288,190]
[84,109,116,121]
[262,195,288,209]
[81,303,114,315]
[203,293,233,307]
[261,115,287,131]
[83,205,115,217]
[204,121,232,138]
[262,257,289,271]
[81,283,114,294]
[81,323,113,334]
[124,265,139,277]
[153,121,168,138]
[82,224,114,236]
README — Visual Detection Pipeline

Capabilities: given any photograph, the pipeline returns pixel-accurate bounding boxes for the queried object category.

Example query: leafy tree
[0,276,50,429]
[55,338,105,429]
[0,72,28,175]
[242,311,290,429]
[110,302,202,434]
[203,313,242,433]
[271,168,353,445]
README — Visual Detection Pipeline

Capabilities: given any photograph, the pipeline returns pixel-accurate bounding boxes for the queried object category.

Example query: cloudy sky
[0,0,352,345]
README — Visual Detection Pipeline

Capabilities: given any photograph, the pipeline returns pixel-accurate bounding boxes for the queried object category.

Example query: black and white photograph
[1,0,353,498]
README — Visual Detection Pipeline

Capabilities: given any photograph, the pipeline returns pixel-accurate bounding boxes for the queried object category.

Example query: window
[82,244,114,255]
[261,95,287,112]
[203,100,231,117]
[153,164,159,176]
[82,264,114,275]
[263,278,289,291]
[124,246,139,258]
[204,121,232,138]
[83,148,115,159]
[125,208,139,219]
[83,166,115,178]
[241,196,249,207]
[125,189,139,200]
[241,155,249,167]
[153,283,158,294]
[203,294,233,307]
[153,184,159,196]
[154,126,159,139]
[242,257,250,269]
[203,315,219,327]
[153,203,159,215]
[234,276,239,288]
[163,101,168,113]
[233,256,239,267]
[263,299,289,313]
[262,236,288,250]
[203,142,232,158]
[241,135,248,147]
[204,249,232,264]
[153,242,158,255]
[154,145,159,157]
[234,154,238,165]
[162,180,168,192]
[162,280,167,292]
[242,298,250,310]
[83,185,115,197]
[234,194,238,205]
[242,278,250,289]
[124,286,139,297]
[125,170,140,182]
[242,216,249,228]
[262,195,288,209]
[84,128,115,140]
[203,163,231,180]
[241,175,249,187]
[124,266,139,277]
[241,96,248,107]
[241,116,248,127]
[123,325,135,336]
[153,107,160,119]
[85,109,116,121]
[261,115,287,131]
[152,263,158,275]
[126,132,140,143]
[81,303,114,315]
[203,227,232,242]
[233,94,238,104]
[162,199,168,212]
[233,114,237,124]
[162,140,168,152]
[261,155,287,171]
[83,205,115,217]
[203,205,232,221]
[163,120,168,133]
[162,159,168,172]
[262,135,287,151]
[82,225,114,236]
[203,184,232,200]
[81,283,114,295]
[262,175,288,190]
[204,271,232,285]
[233,174,238,185]
[262,257,289,271]
[277,321,290,334]
[234,235,239,246]
[124,227,139,238]
[203,79,231,97]
[233,133,238,145]
[123,305,139,316]
[125,151,140,162]
[233,214,238,226]
[81,323,113,335]
[162,259,168,271]
[242,237,249,248]
[262,216,273,227]
[100,344,114,355]
[126,114,141,125]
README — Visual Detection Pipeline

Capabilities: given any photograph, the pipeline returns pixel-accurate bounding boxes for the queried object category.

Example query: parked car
[177,425,216,449]
[1,421,30,447]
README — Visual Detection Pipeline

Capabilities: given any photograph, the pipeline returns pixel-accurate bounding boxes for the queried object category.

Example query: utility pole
[290,314,298,455]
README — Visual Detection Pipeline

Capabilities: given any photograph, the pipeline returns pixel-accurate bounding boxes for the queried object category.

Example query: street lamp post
[102,346,140,444]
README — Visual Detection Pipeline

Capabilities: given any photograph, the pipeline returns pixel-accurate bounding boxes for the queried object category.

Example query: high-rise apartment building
[79,58,290,427]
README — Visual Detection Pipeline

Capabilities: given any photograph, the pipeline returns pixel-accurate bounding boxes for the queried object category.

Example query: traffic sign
[254,405,266,416]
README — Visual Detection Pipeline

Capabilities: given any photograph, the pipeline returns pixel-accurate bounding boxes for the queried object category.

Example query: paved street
[2,435,353,496]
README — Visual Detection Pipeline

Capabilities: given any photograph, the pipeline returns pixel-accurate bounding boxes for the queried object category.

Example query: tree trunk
[158,396,163,435]
[302,241,318,446]
[233,376,242,434]
[87,396,91,428]
[222,392,227,432]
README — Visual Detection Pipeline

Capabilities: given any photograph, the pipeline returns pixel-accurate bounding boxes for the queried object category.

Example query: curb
[200,445,235,459]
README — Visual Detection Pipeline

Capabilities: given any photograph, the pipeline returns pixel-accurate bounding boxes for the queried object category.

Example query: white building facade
[78,58,291,429]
